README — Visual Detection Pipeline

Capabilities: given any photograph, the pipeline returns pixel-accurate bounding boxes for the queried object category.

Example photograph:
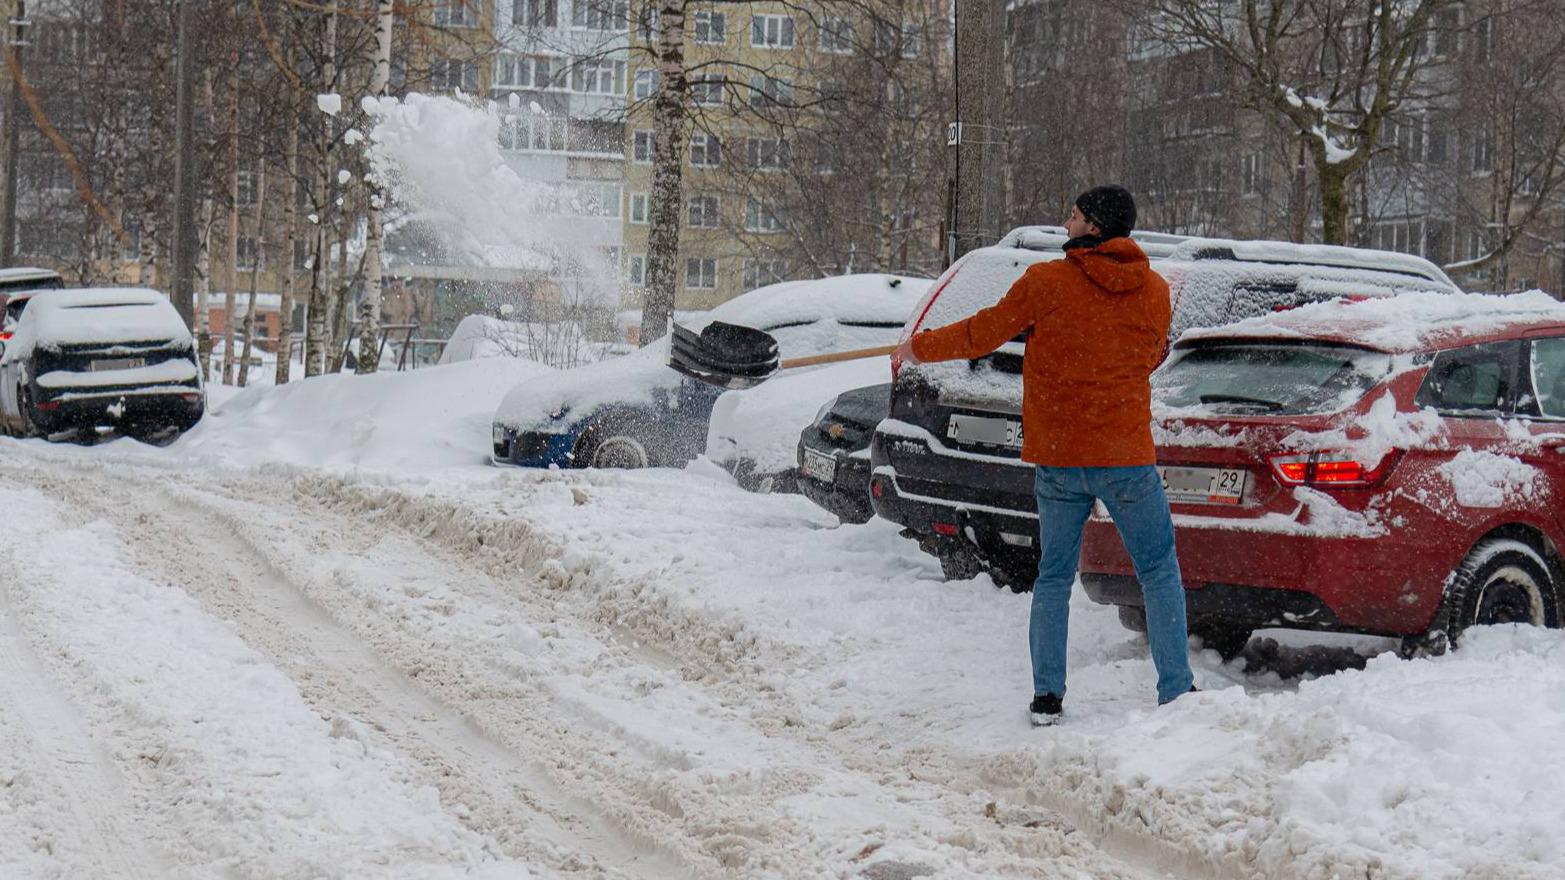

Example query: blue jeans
[1031,465,1193,705]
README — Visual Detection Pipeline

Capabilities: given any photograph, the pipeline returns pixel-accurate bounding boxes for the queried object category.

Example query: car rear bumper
[868,419,1040,577]
[797,430,874,523]
[33,385,204,432]
[1080,517,1444,636]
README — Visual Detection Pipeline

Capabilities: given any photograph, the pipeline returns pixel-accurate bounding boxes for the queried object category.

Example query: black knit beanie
[1075,185,1137,239]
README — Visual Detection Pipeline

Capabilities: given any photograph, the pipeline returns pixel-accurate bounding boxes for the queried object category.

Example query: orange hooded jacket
[909,237,1169,467]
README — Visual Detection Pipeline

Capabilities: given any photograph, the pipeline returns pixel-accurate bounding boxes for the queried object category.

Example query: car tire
[1117,605,1149,634]
[577,432,649,469]
[1189,619,1250,662]
[1403,538,1557,657]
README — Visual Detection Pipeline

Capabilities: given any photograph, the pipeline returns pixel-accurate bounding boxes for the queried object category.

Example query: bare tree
[356,0,394,374]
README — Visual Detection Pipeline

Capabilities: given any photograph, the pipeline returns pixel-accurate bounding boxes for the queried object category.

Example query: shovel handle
[778,344,898,370]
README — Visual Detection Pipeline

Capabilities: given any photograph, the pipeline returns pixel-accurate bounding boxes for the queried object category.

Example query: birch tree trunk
[304,5,337,377]
[356,0,393,374]
[221,50,241,386]
[238,165,266,387]
[637,0,688,345]
[195,70,216,379]
[276,97,299,384]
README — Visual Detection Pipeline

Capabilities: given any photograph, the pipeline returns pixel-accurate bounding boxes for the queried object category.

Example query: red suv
[1081,291,1565,658]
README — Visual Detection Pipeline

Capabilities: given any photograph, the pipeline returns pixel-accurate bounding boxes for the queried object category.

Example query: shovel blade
[667,321,780,390]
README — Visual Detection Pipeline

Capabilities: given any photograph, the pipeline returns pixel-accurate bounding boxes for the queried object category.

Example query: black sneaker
[1028,693,1063,727]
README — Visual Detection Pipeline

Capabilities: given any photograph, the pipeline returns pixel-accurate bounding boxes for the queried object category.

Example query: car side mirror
[0,340,7,359]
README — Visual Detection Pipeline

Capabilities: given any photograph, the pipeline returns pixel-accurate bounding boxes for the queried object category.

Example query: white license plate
[946,413,1022,448]
[802,448,837,483]
[1159,465,1246,505]
[90,357,145,372]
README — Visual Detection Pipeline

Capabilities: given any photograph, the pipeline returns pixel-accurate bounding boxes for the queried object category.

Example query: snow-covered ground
[0,360,1560,879]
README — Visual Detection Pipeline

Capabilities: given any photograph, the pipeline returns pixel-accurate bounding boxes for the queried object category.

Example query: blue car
[490,274,927,470]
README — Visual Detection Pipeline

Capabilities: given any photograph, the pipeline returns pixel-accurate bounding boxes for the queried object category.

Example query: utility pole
[944,0,1007,267]
[0,0,28,267]
[170,0,198,329]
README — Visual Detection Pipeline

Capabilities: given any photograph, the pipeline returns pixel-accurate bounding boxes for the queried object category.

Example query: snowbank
[172,358,554,472]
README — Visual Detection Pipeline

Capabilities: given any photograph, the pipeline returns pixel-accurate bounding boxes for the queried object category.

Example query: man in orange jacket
[899,185,1194,725]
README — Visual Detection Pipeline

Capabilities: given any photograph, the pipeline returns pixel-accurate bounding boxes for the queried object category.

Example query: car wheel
[1190,619,1250,662]
[583,434,649,469]
[1404,538,1556,657]
[1117,605,1149,634]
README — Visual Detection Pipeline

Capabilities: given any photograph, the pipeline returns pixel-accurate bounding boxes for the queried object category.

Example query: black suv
[868,229,1460,588]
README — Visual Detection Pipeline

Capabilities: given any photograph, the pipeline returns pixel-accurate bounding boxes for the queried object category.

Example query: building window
[497,55,562,89]
[236,235,262,271]
[1474,17,1493,64]
[500,113,569,151]
[431,58,479,92]
[629,192,648,224]
[572,59,625,95]
[1425,117,1448,165]
[565,181,621,217]
[687,194,719,228]
[237,170,258,207]
[748,75,792,107]
[686,257,717,289]
[820,17,853,53]
[690,132,721,167]
[751,14,794,48]
[744,198,783,233]
[1472,123,1493,174]
[633,129,653,163]
[694,11,726,44]
[874,20,919,57]
[745,137,790,170]
[628,254,646,286]
[513,0,557,28]
[1240,153,1261,195]
[434,0,480,28]
[742,259,786,289]
[633,69,658,101]
[572,0,628,31]
[691,74,724,105]
[1394,117,1424,162]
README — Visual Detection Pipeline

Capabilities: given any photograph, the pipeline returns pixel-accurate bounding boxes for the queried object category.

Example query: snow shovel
[667,320,897,390]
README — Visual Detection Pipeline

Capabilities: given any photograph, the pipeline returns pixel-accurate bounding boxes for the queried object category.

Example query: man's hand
[893,334,922,367]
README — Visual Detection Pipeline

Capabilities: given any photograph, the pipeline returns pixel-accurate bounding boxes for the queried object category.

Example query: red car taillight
[1267,450,1402,488]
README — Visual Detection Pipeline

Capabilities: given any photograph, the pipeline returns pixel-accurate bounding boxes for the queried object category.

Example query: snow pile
[1436,449,1541,508]
[172,358,554,472]
[706,356,890,472]
[1032,626,1565,879]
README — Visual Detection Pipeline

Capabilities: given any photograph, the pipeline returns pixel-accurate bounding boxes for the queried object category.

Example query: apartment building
[619,1,949,311]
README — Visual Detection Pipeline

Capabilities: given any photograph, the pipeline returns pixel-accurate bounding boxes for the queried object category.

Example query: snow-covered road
[2,363,1562,879]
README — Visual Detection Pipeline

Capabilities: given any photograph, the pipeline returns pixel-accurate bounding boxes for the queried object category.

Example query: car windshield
[1154,342,1392,415]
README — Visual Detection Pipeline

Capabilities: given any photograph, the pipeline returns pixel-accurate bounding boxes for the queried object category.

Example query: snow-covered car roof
[694,274,929,347]
[997,225,1192,258]
[0,267,63,290]
[1163,237,1456,288]
[1177,289,1565,354]
[20,288,192,349]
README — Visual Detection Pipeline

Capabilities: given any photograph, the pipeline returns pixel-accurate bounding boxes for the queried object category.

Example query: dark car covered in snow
[796,383,890,523]
[492,275,925,470]
[868,230,1460,589]
[0,288,204,440]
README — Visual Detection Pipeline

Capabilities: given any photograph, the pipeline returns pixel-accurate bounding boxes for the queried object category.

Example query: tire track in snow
[0,575,172,880]
[15,464,691,880]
